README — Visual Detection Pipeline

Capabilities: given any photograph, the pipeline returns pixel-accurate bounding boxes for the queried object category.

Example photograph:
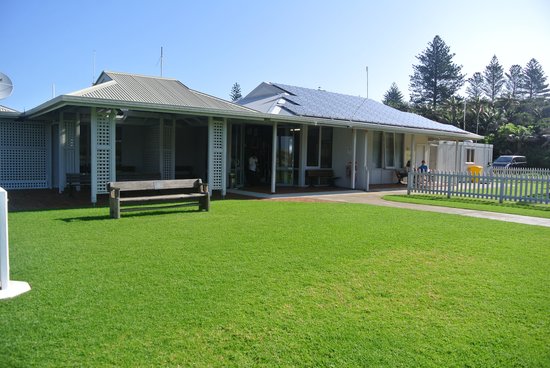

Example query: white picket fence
[407,170,550,204]
[489,167,550,176]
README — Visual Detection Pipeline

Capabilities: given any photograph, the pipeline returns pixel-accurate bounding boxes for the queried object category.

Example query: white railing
[489,167,550,176]
[407,170,550,204]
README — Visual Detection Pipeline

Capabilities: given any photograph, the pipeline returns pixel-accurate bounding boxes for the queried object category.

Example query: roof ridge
[104,70,179,82]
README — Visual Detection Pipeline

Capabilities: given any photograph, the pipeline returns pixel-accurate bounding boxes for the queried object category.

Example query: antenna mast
[160,46,163,77]
[92,50,96,85]
[366,66,369,99]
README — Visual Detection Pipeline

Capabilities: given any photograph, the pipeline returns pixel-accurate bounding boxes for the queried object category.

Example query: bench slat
[119,193,206,202]
[110,179,202,191]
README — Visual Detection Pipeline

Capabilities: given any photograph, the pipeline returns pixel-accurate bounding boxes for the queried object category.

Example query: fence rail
[490,167,550,176]
[407,170,550,205]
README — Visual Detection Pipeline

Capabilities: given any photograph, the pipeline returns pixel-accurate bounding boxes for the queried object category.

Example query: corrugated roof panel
[269,83,466,134]
[68,71,252,113]
[0,105,18,113]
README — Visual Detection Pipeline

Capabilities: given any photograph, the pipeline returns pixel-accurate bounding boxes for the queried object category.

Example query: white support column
[455,140,461,172]
[363,130,369,191]
[58,112,66,193]
[207,117,226,196]
[411,134,416,168]
[0,188,31,299]
[221,118,228,197]
[90,108,116,204]
[91,108,97,203]
[271,122,277,194]
[46,123,52,189]
[351,128,357,189]
[299,124,307,187]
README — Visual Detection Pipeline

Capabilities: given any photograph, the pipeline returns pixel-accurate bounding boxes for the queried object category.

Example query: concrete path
[312,190,550,228]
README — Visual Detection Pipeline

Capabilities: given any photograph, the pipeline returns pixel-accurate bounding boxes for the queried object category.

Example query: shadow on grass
[57,206,205,222]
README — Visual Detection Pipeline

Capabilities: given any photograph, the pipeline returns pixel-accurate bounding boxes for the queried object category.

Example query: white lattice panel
[93,112,114,194]
[208,120,225,190]
[161,121,174,179]
[0,120,47,189]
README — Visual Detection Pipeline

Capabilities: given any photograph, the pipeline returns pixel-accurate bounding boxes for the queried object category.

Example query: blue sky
[2,0,549,112]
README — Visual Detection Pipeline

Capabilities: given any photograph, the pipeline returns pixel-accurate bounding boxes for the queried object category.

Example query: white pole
[0,189,9,291]
[0,188,31,299]
[271,123,278,194]
[363,130,369,191]
[351,129,357,189]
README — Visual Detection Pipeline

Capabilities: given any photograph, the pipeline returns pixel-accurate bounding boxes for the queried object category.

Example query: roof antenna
[92,50,96,85]
[160,46,163,77]
[366,66,369,99]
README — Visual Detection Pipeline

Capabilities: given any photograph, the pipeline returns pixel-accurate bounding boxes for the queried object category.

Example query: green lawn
[384,194,550,219]
[1,201,549,367]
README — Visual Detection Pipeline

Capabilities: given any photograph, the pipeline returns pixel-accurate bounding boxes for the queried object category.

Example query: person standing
[418,160,428,172]
[248,153,259,186]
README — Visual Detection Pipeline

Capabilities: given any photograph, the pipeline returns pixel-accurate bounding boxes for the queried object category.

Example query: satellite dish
[0,72,14,99]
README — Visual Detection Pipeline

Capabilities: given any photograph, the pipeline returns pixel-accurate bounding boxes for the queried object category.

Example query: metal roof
[240,82,470,135]
[0,105,18,113]
[67,71,252,113]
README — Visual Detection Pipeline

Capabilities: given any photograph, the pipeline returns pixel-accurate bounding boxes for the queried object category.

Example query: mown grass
[1,200,549,367]
[384,194,550,219]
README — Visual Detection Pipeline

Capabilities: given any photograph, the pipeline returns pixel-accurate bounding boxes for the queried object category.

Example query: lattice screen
[64,116,78,174]
[0,120,47,189]
[208,119,225,190]
[162,120,174,179]
[93,111,114,194]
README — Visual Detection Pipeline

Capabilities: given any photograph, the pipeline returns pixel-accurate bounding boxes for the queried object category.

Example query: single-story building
[0,71,482,203]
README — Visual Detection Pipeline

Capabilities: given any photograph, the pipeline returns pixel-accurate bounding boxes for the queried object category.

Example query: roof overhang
[21,95,482,141]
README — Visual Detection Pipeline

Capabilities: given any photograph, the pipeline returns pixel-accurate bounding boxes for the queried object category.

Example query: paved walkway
[309,190,550,228]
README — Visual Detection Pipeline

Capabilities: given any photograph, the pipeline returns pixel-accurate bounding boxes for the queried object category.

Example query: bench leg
[110,197,121,219]
[200,195,210,211]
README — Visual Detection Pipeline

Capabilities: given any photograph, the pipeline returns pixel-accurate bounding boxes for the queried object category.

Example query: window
[307,126,333,168]
[466,148,475,163]
[372,131,382,168]
[373,132,404,168]
[384,133,395,167]
[307,126,320,166]
[320,127,332,168]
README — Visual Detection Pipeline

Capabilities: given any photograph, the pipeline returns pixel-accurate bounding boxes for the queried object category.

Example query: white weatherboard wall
[0,188,31,299]
[0,120,48,189]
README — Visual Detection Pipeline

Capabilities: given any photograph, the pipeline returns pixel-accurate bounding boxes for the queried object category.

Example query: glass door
[276,126,300,185]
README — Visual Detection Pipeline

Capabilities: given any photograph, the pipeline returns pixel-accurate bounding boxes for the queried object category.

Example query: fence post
[407,171,413,195]
[499,176,505,204]
[0,188,31,299]
[447,172,452,198]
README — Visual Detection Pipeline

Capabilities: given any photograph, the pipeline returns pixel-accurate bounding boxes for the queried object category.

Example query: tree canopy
[482,55,505,103]
[230,82,242,102]
[383,82,407,111]
[521,58,549,99]
[409,35,464,109]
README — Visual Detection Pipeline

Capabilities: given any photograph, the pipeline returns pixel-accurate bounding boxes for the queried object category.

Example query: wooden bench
[306,169,338,186]
[108,179,209,219]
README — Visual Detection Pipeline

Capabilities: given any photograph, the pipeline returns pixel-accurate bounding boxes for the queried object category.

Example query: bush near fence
[407,169,550,205]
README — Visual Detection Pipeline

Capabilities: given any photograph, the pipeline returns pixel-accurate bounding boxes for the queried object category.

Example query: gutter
[21,95,482,141]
